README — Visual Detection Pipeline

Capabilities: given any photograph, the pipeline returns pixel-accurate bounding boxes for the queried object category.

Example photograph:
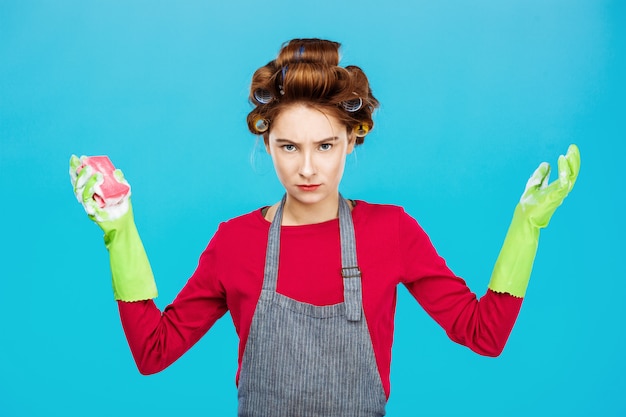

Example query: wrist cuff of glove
[488,206,539,298]
[100,206,158,301]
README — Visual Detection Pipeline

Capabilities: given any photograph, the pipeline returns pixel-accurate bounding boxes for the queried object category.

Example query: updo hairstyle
[246,39,379,145]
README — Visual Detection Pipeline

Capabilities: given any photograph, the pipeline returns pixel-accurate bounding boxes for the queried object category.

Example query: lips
[297,184,321,191]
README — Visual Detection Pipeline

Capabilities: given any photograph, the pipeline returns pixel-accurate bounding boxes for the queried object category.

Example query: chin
[289,189,330,206]
[292,194,323,205]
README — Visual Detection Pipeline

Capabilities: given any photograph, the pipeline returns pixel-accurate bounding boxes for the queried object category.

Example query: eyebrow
[274,136,339,145]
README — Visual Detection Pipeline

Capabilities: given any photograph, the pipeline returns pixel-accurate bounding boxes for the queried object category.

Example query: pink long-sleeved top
[118,201,523,398]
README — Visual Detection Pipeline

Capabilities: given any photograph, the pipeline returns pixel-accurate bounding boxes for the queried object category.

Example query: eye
[282,144,297,152]
[319,143,333,151]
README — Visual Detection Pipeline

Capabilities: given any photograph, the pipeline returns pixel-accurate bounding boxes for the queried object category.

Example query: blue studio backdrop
[1,1,624,416]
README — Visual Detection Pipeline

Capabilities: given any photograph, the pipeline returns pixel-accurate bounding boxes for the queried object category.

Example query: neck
[282,193,340,226]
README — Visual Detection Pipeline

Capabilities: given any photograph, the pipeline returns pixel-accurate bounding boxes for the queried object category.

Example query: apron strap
[339,197,362,322]
[263,194,362,322]
[262,194,286,292]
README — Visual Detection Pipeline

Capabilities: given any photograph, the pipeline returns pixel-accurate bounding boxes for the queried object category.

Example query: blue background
[1,1,624,416]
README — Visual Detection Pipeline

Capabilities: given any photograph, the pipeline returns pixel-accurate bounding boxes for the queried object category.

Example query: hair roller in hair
[294,45,305,60]
[253,117,269,133]
[341,97,363,112]
[278,66,288,95]
[354,123,369,137]
[253,88,273,104]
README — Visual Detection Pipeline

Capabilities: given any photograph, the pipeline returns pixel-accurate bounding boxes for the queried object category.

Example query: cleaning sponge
[78,156,130,207]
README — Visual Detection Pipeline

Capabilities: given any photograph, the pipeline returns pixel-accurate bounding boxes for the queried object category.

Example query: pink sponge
[79,156,130,207]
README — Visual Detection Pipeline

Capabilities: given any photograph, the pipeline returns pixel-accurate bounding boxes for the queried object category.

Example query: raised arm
[69,155,227,374]
[404,145,580,355]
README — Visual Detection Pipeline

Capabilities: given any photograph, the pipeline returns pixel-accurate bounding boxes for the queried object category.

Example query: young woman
[70,38,580,416]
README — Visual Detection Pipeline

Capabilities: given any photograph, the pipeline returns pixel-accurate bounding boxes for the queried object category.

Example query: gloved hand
[488,144,580,297]
[70,155,131,222]
[70,155,158,301]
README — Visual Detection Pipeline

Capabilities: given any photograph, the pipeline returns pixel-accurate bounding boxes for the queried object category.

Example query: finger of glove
[522,162,550,200]
[114,168,125,181]
[543,167,570,205]
[557,154,572,188]
[113,168,131,189]
[82,172,103,204]
[83,195,100,217]
[526,176,565,228]
[74,164,93,189]
[69,155,86,187]
[73,165,94,200]
[69,155,80,178]
[539,147,578,203]
[564,144,581,191]
[69,154,85,170]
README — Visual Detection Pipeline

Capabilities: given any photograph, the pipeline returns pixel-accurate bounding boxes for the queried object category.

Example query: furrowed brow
[273,137,339,145]
[314,136,339,145]
[274,138,295,144]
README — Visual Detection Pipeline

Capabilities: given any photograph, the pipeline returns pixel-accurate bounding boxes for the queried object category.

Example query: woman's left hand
[517,144,580,229]
[488,144,580,297]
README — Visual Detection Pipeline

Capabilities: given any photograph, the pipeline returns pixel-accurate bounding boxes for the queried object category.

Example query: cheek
[271,154,296,178]
[325,154,347,178]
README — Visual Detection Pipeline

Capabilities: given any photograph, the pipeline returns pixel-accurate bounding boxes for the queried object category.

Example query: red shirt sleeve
[117,226,229,375]
[399,210,523,356]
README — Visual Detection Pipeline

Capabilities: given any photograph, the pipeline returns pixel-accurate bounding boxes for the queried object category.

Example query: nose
[298,151,316,178]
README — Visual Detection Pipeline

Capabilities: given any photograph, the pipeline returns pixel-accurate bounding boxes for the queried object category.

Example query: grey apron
[238,195,387,417]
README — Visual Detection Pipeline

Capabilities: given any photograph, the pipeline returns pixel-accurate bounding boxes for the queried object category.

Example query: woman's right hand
[69,155,157,301]
[69,155,131,223]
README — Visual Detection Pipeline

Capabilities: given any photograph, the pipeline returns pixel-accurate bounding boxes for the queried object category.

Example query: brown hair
[246,39,379,145]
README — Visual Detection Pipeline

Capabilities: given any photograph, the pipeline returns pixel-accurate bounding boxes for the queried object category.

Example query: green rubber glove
[70,155,158,301]
[488,144,580,297]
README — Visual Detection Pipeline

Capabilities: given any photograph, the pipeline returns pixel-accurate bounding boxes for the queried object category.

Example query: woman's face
[266,104,355,213]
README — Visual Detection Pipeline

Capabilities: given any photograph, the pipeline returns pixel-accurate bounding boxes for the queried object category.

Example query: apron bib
[237,196,387,417]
